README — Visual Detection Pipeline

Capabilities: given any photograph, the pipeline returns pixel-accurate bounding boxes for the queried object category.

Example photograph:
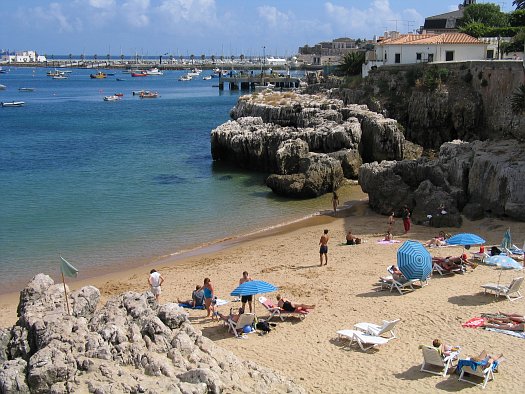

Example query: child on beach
[387,212,395,232]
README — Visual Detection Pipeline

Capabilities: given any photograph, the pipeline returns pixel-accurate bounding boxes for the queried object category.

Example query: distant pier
[218,74,301,91]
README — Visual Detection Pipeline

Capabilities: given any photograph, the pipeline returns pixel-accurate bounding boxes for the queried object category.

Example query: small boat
[202,75,212,80]
[103,95,121,101]
[139,91,158,98]
[1,101,25,107]
[254,83,275,92]
[0,84,6,90]
[178,74,192,81]
[90,71,107,79]
[145,68,163,76]
[187,68,202,77]
[47,69,65,77]
[53,75,68,80]
[18,88,35,92]
[116,78,126,81]
[0,67,7,74]
[132,90,144,96]
[131,71,148,77]
[114,93,124,97]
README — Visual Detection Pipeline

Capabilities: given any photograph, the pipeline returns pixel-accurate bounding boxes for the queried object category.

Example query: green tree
[509,10,525,26]
[511,84,525,113]
[460,3,508,27]
[200,54,205,62]
[513,1,525,10]
[190,54,194,64]
[337,52,365,76]
[501,29,525,53]
[460,21,490,37]
[211,54,216,63]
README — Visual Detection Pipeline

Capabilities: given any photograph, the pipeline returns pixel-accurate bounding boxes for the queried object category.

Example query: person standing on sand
[388,212,395,232]
[401,205,411,234]
[239,271,253,313]
[319,229,329,266]
[148,269,165,302]
[331,192,339,214]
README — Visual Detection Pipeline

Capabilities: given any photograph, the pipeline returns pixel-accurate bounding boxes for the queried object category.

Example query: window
[445,51,454,61]
[487,49,494,59]
[416,53,422,61]
[384,52,387,61]
[395,53,401,64]
[428,53,434,63]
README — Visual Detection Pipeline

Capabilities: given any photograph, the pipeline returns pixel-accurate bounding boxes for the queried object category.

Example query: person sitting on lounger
[216,307,244,323]
[425,231,447,247]
[470,351,505,366]
[177,285,205,308]
[432,338,456,357]
[276,294,315,313]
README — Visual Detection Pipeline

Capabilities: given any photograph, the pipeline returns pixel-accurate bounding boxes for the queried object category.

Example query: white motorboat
[53,75,68,80]
[47,69,65,77]
[178,74,192,81]
[103,95,121,101]
[145,68,163,76]
[1,101,25,107]
[254,83,275,92]
[187,67,202,77]
[202,75,212,80]
[0,84,6,90]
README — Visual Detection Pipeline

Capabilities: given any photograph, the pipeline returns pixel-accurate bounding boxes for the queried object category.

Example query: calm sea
[0,67,361,293]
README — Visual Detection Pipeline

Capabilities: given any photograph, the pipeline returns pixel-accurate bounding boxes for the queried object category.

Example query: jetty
[218,73,301,91]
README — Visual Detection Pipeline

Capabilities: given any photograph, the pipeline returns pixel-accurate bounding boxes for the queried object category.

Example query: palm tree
[120,54,125,64]
[211,55,216,64]
[106,53,110,66]
[190,54,195,64]
[513,0,525,10]
[240,54,245,63]
[337,51,365,76]
[68,53,72,67]
[200,54,206,64]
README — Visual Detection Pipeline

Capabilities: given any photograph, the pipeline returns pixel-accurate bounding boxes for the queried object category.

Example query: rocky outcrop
[0,275,305,393]
[359,139,525,223]
[211,91,420,197]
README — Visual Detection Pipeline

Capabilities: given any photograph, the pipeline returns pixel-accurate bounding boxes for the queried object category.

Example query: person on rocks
[331,192,339,214]
[401,205,411,234]
[239,271,253,313]
[203,277,215,317]
[148,269,165,302]
[319,229,329,266]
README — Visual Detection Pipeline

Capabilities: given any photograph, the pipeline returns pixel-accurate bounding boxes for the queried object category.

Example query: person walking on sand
[388,212,395,232]
[148,269,165,302]
[239,271,253,313]
[319,229,329,266]
[401,205,411,234]
[203,277,215,317]
[331,192,339,214]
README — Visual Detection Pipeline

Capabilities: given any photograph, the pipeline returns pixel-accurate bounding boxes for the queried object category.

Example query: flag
[60,256,79,278]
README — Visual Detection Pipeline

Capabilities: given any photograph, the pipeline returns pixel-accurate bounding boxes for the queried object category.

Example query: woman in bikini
[203,277,215,317]
[276,294,315,313]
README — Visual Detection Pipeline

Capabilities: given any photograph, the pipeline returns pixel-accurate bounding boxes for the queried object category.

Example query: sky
[0,0,517,57]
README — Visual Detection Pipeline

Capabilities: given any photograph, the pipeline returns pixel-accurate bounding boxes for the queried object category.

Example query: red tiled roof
[379,33,484,46]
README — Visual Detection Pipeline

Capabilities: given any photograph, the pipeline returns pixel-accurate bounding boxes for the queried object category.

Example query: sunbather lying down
[470,351,505,366]
[433,255,478,270]
[484,315,525,331]
[276,294,315,313]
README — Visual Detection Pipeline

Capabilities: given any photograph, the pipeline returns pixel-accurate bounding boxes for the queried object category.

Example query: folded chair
[457,357,502,389]
[227,313,255,337]
[354,319,400,339]
[336,329,390,351]
[481,276,524,302]
[420,345,460,377]
[258,296,308,321]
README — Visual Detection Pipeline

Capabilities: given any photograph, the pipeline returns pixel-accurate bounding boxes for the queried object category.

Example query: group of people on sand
[432,338,504,365]
[484,312,525,331]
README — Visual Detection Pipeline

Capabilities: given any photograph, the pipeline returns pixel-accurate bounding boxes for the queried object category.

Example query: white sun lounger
[354,319,400,339]
[420,345,460,377]
[336,329,390,351]
[481,276,524,302]
[227,313,255,337]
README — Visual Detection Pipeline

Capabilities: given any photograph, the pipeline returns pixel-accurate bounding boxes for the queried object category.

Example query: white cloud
[156,0,218,24]
[88,0,115,8]
[23,2,80,32]
[257,5,290,27]
[325,0,423,36]
[122,0,150,27]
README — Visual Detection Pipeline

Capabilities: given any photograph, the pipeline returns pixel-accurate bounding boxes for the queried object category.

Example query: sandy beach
[2,199,524,393]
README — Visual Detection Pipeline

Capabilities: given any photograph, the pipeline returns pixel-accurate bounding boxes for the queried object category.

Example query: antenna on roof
[388,19,416,33]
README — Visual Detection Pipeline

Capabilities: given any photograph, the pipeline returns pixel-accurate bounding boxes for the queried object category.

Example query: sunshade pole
[61,271,71,316]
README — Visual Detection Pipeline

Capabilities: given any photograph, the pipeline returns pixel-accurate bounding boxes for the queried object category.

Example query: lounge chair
[420,345,460,377]
[481,276,524,302]
[379,267,418,294]
[457,357,502,389]
[353,319,400,339]
[227,313,255,337]
[258,296,308,321]
[432,258,465,276]
[336,329,390,351]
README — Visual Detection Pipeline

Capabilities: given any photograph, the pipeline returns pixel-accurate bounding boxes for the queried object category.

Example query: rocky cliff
[359,139,525,224]
[0,274,305,394]
[211,91,421,197]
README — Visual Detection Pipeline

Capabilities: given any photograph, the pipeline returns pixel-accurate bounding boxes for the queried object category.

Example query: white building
[3,50,41,63]
[363,32,487,77]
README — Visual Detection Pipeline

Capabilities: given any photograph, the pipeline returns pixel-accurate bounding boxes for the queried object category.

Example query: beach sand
[2,200,524,393]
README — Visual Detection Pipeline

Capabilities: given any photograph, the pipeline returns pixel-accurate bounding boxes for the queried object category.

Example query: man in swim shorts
[319,229,329,266]
[239,271,253,313]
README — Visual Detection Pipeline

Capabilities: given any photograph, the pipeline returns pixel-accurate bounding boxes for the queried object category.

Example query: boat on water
[90,71,107,79]
[18,88,35,92]
[0,67,7,74]
[52,75,68,80]
[114,93,124,97]
[47,69,65,77]
[139,91,158,98]
[131,71,148,77]
[254,82,275,92]
[0,84,6,90]
[145,68,163,76]
[187,68,202,77]
[1,101,25,107]
[103,95,121,101]
[202,75,212,80]
[178,74,192,81]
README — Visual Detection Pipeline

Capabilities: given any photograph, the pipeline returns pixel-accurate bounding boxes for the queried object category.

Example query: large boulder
[0,359,30,393]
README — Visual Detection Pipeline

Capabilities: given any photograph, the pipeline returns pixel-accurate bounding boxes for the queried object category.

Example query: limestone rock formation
[359,139,525,223]
[0,275,305,393]
[211,91,419,197]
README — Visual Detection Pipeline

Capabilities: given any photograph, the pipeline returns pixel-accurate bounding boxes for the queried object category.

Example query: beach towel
[485,327,525,339]
[179,303,205,309]
[457,358,500,374]
[377,240,401,244]
[462,317,486,328]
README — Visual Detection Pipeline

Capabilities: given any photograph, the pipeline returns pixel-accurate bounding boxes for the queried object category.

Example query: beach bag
[256,321,271,333]
[355,238,361,245]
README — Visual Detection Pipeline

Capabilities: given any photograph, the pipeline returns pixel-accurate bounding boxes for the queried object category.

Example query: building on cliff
[420,0,476,34]
[362,32,487,77]
[297,37,366,67]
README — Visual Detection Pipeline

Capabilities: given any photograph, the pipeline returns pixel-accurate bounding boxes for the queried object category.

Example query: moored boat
[1,101,25,107]
[18,88,35,92]
[131,71,148,77]
[53,75,68,80]
[0,84,6,90]
[145,68,163,76]
[178,74,192,81]
[103,95,121,101]
[90,71,107,79]
[202,75,212,80]
[139,91,158,98]
[47,69,65,77]
[114,93,124,97]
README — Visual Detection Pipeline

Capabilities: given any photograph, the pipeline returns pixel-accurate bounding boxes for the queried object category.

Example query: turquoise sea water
[0,67,358,293]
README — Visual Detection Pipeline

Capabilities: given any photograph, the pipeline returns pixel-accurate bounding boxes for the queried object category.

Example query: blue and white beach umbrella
[447,233,485,246]
[230,280,278,297]
[501,228,512,250]
[397,240,432,280]
[486,255,523,270]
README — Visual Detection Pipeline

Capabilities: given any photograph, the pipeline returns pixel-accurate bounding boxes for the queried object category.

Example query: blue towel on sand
[485,327,525,339]
[179,303,205,309]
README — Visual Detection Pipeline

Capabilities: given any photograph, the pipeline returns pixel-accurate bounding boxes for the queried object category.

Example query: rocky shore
[210,90,525,223]
[0,274,304,393]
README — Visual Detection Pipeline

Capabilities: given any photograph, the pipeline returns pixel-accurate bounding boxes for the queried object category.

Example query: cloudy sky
[0,0,515,57]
